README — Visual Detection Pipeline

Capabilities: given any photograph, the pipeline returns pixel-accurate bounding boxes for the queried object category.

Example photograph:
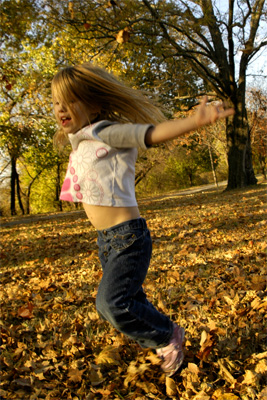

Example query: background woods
[0,0,267,215]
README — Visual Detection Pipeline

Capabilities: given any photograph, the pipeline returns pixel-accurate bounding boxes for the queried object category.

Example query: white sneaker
[156,324,185,377]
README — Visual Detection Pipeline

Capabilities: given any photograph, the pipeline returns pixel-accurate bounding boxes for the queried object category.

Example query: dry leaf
[258,387,267,400]
[136,380,157,394]
[242,370,260,386]
[219,395,240,400]
[197,331,216,361]
[145,350,161,365]
[17,302,34,319]
[188,363,200,374]
[255,359,267,374]
[89,364,104,386]
[68,368,84,383]
[116,27,131,43]
[166,376,177,396]
[2,184,267,399]
[95,346,121,365]
[192,392,210,400]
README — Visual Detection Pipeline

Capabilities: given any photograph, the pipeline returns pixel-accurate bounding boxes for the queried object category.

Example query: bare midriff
[83,203,140,230]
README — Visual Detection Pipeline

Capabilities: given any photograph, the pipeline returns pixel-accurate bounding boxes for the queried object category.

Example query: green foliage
[0,0,40,49]
[166,143,216,187]
[136,140,218,197]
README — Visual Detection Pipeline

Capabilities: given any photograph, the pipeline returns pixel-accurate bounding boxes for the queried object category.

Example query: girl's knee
[96,288,126,329]
[96,287,114,319]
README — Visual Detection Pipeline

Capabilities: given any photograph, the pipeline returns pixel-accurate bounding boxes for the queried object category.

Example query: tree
[247,88,267,178]
[19,124,67,214]
[42,0,266,189]
[0,0,62,214]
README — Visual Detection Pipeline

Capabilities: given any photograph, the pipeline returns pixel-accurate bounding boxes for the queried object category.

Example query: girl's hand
[145,95,235,146]
[194,96,235,128]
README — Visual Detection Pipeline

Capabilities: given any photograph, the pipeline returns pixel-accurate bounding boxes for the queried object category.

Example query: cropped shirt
[60,121,153,207]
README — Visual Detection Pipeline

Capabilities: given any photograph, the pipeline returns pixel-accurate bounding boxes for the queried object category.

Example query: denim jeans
[96,218,173,348]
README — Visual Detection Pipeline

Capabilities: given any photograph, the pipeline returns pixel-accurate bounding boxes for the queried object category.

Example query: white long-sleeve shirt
[60,121,153,206]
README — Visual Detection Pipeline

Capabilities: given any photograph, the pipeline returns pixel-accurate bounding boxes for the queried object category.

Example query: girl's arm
[145,96,235,146]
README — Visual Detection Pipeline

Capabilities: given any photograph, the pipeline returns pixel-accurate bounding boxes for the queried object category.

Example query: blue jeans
[96,218,173,348]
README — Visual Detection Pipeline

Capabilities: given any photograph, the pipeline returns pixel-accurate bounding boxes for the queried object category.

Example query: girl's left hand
[195,96,235,128]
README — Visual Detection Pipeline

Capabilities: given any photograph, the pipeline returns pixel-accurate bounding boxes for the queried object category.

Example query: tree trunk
[135,163,155,186]
[26,170,43,214]
[10,157,17,216]
[16,172,25,215]
[208,143,218,188]
[55,162,63,211]
[226,100,257,190]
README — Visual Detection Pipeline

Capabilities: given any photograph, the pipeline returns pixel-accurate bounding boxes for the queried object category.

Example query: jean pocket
[110,232,142,252]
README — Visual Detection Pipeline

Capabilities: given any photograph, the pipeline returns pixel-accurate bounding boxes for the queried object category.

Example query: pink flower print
[96,147,108,158]
[76,192,83,200]
[61,178,71,192]
[87,170,98,181]
[60,193,73,202]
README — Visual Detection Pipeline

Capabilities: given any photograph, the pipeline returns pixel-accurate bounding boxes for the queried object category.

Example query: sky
[215,0,267,90]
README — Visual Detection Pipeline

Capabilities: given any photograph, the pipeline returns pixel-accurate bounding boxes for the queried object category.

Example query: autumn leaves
[1,183,267,398]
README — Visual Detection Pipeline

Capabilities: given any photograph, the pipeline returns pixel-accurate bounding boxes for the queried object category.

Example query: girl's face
[53,98,100,134]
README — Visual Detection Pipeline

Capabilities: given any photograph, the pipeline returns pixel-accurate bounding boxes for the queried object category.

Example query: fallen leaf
[166,376,177,396]
[95,346,121,366]
[197,331,216,361]
[68,368,84,383]
[242,369,260,386]
[17,302,34,319]
[89,364,104,386]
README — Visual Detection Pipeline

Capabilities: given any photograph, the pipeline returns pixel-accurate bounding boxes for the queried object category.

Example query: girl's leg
[95,218,173,349]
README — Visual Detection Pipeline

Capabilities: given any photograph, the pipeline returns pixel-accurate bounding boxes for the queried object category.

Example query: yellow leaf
[145,350,161,365]
[166,376,177,396]
[220,395,240,400]
[136,380,157,394]
[255,359,267,374]
[67,368,84,383]
[242,369,260,386]
[188,362,200,374]
[95,346,121,365]
[89,364,104,387]
[116,27,131,44]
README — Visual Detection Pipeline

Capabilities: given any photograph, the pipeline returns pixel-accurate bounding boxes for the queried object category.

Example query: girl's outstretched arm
[145,96,235,146]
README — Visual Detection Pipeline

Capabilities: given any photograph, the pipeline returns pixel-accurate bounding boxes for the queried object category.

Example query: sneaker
[156,324,185,377]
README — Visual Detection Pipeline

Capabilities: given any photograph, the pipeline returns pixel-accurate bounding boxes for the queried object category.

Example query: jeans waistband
[97,218,147,238]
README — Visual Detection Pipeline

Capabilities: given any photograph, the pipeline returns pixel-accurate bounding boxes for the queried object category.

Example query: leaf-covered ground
[1,183,267,400]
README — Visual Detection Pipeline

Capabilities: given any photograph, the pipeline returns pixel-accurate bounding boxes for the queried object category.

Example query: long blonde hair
[52,63,166,149]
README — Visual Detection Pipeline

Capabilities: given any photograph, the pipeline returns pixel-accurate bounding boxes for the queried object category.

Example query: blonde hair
[52,63,166,149]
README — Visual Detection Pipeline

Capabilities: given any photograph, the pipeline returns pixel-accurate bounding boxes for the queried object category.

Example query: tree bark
[55,162,63,211]
[16,172,25,215]
[208,143,218,188]
[10,157,17,216]
[226,93,258,190]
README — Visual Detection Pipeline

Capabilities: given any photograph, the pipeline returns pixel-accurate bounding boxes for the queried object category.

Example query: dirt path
[0,181,228,228]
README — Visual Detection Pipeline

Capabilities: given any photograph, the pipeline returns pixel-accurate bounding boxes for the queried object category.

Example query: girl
[52,63,234,377]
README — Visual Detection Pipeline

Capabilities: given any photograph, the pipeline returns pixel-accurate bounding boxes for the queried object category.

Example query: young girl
[52,63,234,377]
